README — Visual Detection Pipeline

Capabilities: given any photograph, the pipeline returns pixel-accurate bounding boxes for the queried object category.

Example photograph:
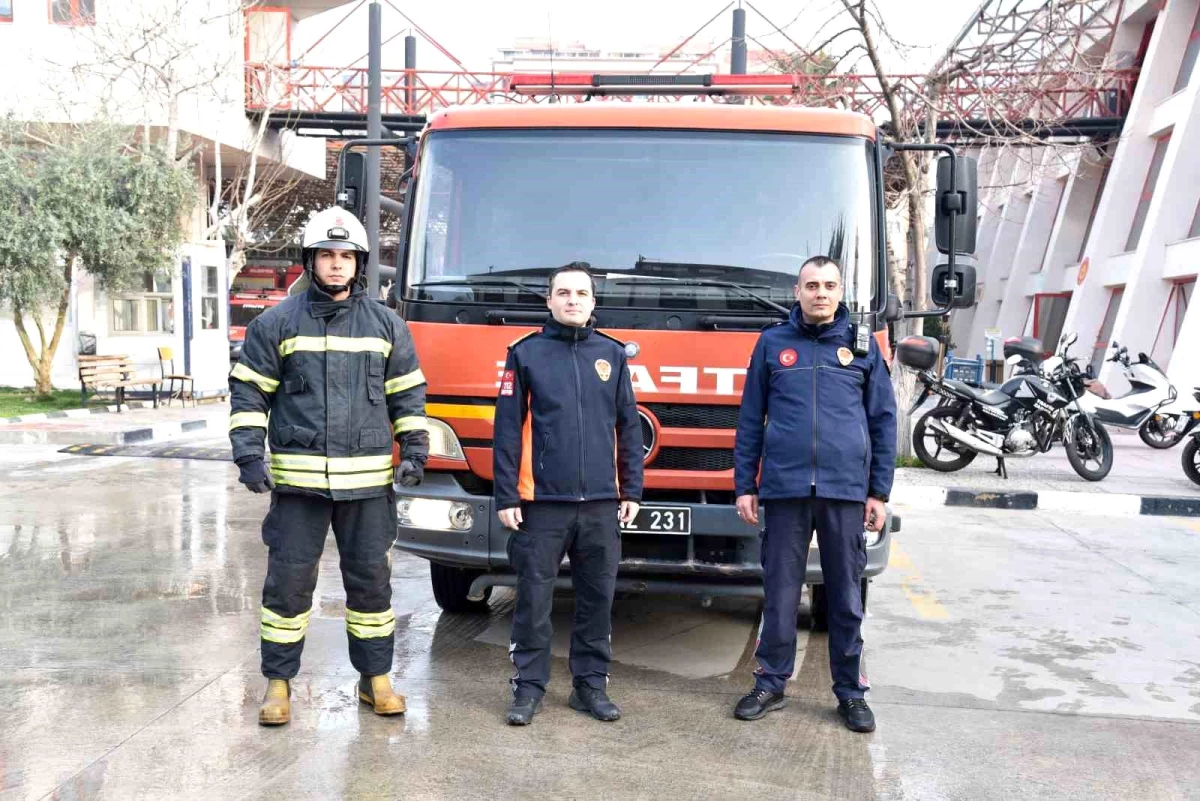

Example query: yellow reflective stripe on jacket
[328,454,394,473]
[260,606,312,644]
[392,416,427,434]
[346,608,396,640]
[271,470,330,489]
[230,363,280,393]
[268,454,393,474]
[269,453,326,471]
[271,468,393,490]
[229,412,268,431]
[329,469,393,490]
[385,368,426,395]
[279,335,393,358]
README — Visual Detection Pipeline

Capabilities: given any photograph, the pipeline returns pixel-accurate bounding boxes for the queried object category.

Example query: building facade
[0,0,342,397]
[952,0,1200,398]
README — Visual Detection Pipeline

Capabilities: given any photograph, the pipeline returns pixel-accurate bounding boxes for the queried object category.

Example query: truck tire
[803,579,869,632]
[429,563,491,613]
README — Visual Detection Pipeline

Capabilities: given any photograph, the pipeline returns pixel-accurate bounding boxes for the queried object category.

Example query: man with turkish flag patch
[732,256,896,733]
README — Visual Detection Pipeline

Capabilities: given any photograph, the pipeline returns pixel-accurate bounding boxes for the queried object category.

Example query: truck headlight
[427,418,464,460]
[397,498,474,531]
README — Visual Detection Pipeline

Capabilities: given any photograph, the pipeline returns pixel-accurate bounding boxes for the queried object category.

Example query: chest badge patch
[837,347,854,366]
[595,359,612,381]
[779,349,798,367]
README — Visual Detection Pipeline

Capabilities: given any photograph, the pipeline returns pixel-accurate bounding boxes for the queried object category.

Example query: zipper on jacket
[811,357,819,493]
[571,339,585,501]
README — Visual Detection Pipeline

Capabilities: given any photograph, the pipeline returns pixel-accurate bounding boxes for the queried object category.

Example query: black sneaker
[506,693,542,726]
[837,698,876,732]
[569,685,621,721]
[734,688,787,720]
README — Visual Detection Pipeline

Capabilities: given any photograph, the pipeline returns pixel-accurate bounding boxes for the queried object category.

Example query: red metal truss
[245,63,1137,123]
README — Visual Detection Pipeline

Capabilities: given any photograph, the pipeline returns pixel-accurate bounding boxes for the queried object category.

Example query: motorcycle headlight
[427,418,465,460]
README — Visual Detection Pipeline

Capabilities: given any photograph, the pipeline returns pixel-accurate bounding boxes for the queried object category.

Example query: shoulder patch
[594,330,626,348]
[507,331,538,350]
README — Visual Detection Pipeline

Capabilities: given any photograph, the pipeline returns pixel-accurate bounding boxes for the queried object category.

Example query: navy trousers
[506,500,620,698]
[754,497,869,701]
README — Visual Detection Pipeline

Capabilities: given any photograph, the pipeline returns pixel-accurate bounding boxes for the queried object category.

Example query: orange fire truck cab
[382,93,976,618]
[229,264,303,363]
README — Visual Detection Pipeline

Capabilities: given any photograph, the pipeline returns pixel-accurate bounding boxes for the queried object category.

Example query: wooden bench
[78,355,161,411]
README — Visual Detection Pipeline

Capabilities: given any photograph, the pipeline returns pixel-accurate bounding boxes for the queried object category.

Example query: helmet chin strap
[305,251,364,295]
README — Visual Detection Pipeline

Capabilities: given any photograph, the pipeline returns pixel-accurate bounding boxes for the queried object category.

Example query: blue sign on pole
[181,256,193,376]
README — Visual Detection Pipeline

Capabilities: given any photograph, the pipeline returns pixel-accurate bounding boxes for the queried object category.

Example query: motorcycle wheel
[1065,419,1114,481]
[913,406,978,472]
[1138,416,1185,449]
[1183,437,1200,487]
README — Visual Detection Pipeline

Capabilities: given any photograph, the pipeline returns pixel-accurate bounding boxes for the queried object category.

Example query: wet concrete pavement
[2,445,1199,800]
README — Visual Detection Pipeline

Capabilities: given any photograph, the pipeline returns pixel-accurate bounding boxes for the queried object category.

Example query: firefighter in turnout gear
[229,206,429,726]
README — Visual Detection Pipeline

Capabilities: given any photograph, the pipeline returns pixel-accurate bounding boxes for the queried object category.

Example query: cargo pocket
[367,353,385,405]
[358,429,391,449]
[277,424,318,448]
[284,375,308,395]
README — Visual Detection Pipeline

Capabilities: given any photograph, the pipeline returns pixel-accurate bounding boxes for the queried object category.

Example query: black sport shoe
[569,685,621,721]
[734,688,787,720]
[506,693,542,726]
[837,698,876,732]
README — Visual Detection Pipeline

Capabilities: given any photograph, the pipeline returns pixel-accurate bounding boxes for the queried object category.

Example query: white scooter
[1075,342,1200,449]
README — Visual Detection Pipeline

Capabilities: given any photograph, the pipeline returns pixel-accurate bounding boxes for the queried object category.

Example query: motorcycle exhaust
[927,418,1004,457]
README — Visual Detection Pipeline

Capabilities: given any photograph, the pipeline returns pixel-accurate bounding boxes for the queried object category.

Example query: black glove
[236,457,275,494]
[395,459,423,488]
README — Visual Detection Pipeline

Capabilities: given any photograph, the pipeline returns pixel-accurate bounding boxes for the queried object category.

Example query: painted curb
[892,485,1200,518]
[0,401,156,425]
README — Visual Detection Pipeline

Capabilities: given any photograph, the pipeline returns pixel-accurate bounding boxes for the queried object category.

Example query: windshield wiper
[606,267,790,315]
[410,278,546,300]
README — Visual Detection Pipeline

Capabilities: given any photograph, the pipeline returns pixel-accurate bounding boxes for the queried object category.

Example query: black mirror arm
[889,142,959,319]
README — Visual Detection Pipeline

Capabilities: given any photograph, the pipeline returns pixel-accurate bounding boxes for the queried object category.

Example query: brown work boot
[358,674,406,716]
[258,679,291,726]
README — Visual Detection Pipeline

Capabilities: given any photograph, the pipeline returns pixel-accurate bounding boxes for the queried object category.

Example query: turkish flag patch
[779,348,798,367]
[500,370,515,396]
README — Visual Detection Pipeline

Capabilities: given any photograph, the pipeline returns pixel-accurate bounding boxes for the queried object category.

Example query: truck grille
[644,403,739,429]
[649,447,735,471]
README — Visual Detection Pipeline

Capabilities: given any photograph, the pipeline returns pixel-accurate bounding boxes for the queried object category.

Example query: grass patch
[895,455,926,469]
[0,388,106,418]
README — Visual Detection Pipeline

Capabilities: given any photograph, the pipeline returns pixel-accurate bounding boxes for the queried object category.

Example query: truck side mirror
[935,155,978,255]
[931,263,977,308]
[337,151,367,222]
[885,293,903,322]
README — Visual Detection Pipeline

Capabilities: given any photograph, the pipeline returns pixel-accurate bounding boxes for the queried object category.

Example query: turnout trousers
[754,497,869,701]
[259,491,398,680]
[506,500,620,698]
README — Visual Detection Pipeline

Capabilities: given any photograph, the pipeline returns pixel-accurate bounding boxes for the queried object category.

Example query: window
[200,265,220,330]
[1175,4,1200,93]
[111,270,173,334]
[1078,151,1113,263]
[1033,292,1072,354]
[1126,135,1171,252]
[1090,287,1125,375]
[0,0,12,22]
[1189,199,1200,240]
[1152,279,1195,367]
[50,0,93,25]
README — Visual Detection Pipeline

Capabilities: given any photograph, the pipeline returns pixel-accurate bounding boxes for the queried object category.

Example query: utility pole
[731,4,747,75]
[366,0,382,297]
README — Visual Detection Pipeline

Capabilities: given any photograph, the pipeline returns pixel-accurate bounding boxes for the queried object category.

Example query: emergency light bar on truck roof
[509,72,827,97]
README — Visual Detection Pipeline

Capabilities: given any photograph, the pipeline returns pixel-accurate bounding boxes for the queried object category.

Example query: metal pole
[404,33,417,114]
[366,0,382,297]
[731,7,747,74]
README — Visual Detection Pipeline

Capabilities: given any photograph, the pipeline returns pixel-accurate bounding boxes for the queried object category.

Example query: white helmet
[293,206,369,296]
[302,206,368,253]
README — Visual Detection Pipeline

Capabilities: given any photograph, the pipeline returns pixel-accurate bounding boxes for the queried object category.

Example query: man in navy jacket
[732,256,896,732]
[493,263,643,726]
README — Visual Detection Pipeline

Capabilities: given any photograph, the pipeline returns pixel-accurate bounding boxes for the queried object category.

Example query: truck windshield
[230,304,269,328]
[404,129,877,313]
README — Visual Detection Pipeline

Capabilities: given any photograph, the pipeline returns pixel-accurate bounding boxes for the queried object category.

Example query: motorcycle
[1182,390,1200,487]
[897,332,1114,481]
[1076,342,1200,449]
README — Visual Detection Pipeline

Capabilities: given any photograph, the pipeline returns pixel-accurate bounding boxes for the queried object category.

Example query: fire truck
[341,74,979,624]
[229,264,303,363]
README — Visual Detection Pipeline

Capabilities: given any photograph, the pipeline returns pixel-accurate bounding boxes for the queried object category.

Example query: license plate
[620,505,691,535]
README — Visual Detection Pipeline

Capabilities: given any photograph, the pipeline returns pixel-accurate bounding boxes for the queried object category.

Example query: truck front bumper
[393,473,896,599]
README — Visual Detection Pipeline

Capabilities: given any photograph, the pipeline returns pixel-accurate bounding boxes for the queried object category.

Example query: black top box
[896,335,939,371]
[1003,336,1044,362]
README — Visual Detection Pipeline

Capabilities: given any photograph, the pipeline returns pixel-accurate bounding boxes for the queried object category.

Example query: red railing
[245,64,1139,123]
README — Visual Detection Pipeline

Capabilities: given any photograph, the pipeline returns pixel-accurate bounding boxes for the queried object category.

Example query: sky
[290,0,974,76]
